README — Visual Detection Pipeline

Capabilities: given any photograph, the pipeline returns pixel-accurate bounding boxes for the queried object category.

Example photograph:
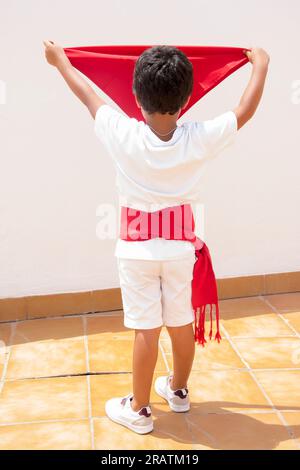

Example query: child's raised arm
[43,40,104,119]
[233,47,270,130]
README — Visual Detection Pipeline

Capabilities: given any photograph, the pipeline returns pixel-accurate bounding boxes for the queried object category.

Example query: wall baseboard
[0,271,299,323]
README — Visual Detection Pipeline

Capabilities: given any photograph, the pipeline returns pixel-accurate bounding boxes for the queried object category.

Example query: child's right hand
[244,47,270,67]
[43,40,69,68]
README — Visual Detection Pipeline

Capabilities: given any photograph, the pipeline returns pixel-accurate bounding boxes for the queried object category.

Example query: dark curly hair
[132,45,193,115]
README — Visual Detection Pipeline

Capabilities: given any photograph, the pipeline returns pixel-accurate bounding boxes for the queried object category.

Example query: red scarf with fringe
[120,204,221,346]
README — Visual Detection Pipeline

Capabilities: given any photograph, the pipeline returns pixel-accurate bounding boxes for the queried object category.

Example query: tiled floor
[0,292,300,450]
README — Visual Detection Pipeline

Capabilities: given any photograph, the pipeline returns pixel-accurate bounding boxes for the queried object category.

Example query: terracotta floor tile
[279,312,300,335]
[254,370,300,410]
[264,293,300,313]
[0,358,4,379]
[0,323,11,377]
[2,298,300,450]
[88,338,132,372]
[88,337,167,373]
[219,296,274,318]
[0,323,12,344]
[159,327,171,340]
[90,372,169,417]
[86,314,133,340]
[232,337,300,369]
[186,370,271,414]
[222,313,293,338]
[186,413,298,450]
[161,338,244,371]
[0,376,89,424]
[11,316,85,344]
[93,415,195,450]
[219,296,294,337]
[5,316,86,380]
[281,412,300,448]
[6,338,87,380]
[0,420,92,450]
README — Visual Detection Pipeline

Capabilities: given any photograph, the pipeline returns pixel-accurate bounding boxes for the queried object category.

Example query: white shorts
[117,252,196,330]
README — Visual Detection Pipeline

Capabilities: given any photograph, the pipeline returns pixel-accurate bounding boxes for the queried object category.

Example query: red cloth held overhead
[63,44,249,121]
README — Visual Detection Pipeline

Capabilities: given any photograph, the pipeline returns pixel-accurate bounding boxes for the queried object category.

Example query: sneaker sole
[154,380,190,413]
[105,403,154,435]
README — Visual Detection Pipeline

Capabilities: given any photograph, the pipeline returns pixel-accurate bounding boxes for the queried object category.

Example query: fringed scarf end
[194,303,222,346]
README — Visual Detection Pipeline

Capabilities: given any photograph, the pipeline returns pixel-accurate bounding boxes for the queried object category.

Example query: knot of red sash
[120,204,221,346]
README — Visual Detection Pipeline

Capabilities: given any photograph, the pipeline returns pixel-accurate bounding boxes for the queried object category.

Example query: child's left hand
[43,40,68,68]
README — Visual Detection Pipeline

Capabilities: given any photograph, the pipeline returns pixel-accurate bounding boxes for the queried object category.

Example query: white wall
[0,0,299,298]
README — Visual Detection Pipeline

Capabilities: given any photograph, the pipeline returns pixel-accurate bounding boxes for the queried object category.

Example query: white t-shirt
[94,104,237,260]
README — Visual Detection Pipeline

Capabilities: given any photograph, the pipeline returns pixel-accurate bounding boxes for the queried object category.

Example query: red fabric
[120,204,221,346]
[63,44,249,121]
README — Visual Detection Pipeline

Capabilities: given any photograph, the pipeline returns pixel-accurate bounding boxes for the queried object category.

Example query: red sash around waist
[120,203,221,346]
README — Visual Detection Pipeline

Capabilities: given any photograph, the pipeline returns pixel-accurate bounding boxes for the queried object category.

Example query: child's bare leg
[131,326,162,411]
[166,322,195,390]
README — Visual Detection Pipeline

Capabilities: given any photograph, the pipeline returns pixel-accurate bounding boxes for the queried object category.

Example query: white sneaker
[154,375,190,412]
[105,393,153,434]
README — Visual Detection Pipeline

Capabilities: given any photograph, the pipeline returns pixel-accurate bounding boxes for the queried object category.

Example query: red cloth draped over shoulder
[63,44,249,120]
[120,204,220,346]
